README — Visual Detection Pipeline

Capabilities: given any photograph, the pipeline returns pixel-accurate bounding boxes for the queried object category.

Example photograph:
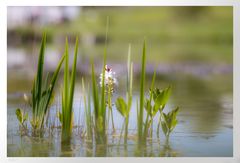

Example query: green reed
[91,62,107,144]
[60,37,79,142]
[138,40,146,143]
[16,33,64,136]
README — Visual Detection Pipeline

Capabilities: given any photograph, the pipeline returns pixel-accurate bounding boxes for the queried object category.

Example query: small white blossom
[99,65,118,87]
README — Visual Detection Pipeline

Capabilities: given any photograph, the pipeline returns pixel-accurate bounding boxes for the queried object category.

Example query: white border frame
[1,0,240,163]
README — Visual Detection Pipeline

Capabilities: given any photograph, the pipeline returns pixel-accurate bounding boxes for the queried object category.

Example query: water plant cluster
[15,28,180,155]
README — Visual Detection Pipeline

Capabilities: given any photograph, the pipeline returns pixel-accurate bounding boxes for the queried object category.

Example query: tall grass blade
[61,37,79,142]
[138,40,146,142]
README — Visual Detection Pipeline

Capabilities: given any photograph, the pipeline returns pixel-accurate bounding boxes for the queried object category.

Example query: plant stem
[108,84,115,132]
[124,116,129,144]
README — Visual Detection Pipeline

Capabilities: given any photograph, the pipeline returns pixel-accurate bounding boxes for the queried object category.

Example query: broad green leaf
[36,33,46,106]
[115,97,128,118]
[16,108,23,124]
[154,86,172,110]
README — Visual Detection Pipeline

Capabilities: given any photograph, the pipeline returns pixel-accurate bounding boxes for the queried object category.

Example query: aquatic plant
[15,108,28,131]
[91,17,110,145]
[60,37,79,142]
[100,65,117,132]
[115,44,133,144]
[14,26,181,157]
[91,62,107,144]
[144,69,157,138]
[151,86,172,137]
[137,40,146,143]
[20,33,65,135]
[91,45,108,144]
[161,107,180,138]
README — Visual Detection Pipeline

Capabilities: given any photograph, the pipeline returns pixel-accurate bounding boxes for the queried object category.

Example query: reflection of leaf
[115,97,128,117]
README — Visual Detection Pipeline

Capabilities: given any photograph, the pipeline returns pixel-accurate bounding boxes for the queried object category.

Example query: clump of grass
[60,37,79,143]
[17,33,64,136]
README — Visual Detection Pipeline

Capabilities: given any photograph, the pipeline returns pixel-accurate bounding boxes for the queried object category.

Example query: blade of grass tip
[68,37,79,117]
[43,55,65,116]
[36,32,46,105]
[63,37,69,126]
[139,39,146,141]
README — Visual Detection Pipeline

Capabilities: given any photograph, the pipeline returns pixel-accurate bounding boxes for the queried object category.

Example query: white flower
[99,65,118,87]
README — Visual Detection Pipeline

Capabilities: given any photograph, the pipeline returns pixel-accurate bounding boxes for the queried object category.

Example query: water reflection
[61,141,73,157]
[7,73,232,157]
[159,139,178,157]
[172,75,232,133]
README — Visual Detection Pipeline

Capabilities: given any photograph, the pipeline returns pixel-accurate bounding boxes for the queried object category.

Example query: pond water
[7,72,233,157]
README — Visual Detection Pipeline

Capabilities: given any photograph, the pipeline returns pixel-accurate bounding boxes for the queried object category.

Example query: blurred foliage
[8,6,233,64]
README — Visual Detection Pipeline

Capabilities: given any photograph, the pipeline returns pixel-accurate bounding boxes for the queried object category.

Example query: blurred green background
[8,6,232,66]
